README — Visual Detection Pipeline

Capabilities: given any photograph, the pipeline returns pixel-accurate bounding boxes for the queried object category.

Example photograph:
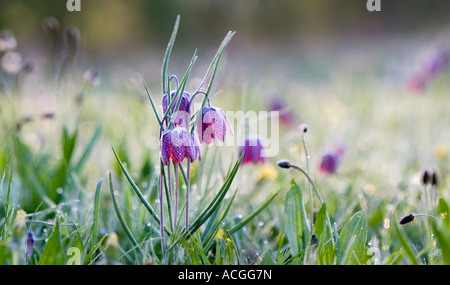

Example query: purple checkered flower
[239,137,266,164]
[160,127,196,165]
[197,106,233,145]
[162,90,191,128]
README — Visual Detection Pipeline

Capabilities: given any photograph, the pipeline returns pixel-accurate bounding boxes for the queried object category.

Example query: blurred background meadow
[1,0,450,265]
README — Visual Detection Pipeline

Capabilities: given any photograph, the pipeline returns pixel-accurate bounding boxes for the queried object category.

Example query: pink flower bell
[196,106,233,145]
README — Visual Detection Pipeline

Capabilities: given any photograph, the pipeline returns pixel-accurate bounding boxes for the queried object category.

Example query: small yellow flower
[435,143,447,159]
[255,164,278,180]
[214,229,224,241]
[15,210,27,229]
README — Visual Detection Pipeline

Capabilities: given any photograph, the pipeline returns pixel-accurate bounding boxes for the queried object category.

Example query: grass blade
[91,177,104,251]
[108,172,144,258]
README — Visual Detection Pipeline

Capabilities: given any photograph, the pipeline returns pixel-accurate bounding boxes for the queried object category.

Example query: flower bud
[399,213,415,225]
[277,159,291,169]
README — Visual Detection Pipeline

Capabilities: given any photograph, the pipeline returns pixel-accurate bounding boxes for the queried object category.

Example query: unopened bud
[399,213,415,225]
[421,170,430,185]
[299,123,308,133]
[431,172,439,187]
[277,159,291,169]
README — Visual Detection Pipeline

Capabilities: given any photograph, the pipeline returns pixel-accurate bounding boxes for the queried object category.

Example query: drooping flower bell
[160,127,197,165]
[197,106,233,145]
[239,137,266,164]
[318,145,344,175]
[162,90,191,128]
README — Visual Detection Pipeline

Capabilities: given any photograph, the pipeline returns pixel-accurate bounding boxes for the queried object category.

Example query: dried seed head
[431,172,439,187]
[42,17,60,35]
[421,170,430,185]
[399,213,415,225]
[277,159,291,169]
[0,30,17,52]
[64,26,80,50]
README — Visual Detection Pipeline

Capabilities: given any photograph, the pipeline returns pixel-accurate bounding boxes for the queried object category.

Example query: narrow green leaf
[162,15,180,95]
[112,146,169,235]
[74,125,101,173]
[229,191,278,235]
[91,178,104,250]
[108,172,144,257]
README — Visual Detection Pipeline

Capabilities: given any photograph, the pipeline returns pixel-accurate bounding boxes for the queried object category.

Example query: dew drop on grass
[56,188,63,194]
[258,221,264,227]
[113,190,119,196]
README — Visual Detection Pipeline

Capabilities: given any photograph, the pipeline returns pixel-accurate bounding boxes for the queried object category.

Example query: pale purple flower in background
[239,137,266,165]
[268,97,296,127]
[318,144,345,175]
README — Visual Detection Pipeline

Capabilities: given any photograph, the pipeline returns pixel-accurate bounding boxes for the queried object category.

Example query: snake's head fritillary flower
[160,127,196,165]
[197,106,233,145]
[239,137,266,165]
[162,90,191,128]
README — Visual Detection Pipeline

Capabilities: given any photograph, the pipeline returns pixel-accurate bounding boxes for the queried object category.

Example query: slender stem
[167,161,173,231]
[289,164,323,204]
[159,162,166,259]
[186,161,191,229]
[421,184,433,261]
[174,163,179,231]
[301,132,313,231]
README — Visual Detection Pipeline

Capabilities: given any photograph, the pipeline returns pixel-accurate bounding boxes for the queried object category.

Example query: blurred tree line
[1,0,449,54]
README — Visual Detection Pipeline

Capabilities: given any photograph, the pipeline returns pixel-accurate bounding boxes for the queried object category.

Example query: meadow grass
[0,16,450,265]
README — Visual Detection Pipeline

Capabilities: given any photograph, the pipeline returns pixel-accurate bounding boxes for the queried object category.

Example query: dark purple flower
[162,90,191,128]
[239,137,266,164]
[318,145,344,175]
[160,127,196,165]
[26,230,35,261]
[197,106,233,145]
